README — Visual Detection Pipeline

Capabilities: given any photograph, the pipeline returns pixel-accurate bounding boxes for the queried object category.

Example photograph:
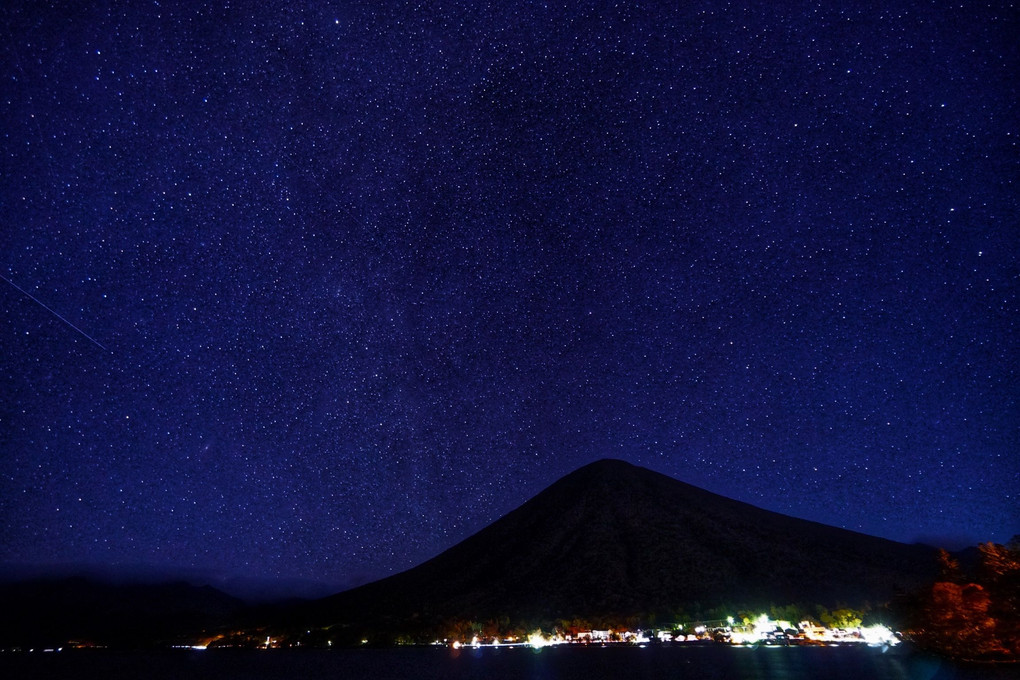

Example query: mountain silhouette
[1,461,942,646]
[0,576,247,648]
[308,459,937,628]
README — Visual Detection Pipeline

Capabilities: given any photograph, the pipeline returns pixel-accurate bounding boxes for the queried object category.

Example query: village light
[752,614,773,639]
[859,624,900,647]
[528,631,552,649]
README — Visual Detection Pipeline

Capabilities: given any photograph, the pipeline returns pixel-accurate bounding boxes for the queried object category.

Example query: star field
[2,1,1017,594]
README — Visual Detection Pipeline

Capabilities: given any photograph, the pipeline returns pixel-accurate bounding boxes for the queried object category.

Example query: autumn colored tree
[916,581,999,657]
[906,538,1019,659]
[936,548,963,582]
[976,539,1020,655]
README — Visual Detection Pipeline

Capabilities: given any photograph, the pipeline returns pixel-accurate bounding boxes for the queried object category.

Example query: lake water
[1,644,1014,679]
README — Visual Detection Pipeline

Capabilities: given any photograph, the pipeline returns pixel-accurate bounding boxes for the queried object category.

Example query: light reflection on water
[0,644,1011,680]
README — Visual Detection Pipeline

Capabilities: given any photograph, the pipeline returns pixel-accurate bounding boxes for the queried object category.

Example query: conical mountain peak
[312,460,936,628]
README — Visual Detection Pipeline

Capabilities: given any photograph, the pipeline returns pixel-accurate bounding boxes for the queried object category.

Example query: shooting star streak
[0,273,109,352]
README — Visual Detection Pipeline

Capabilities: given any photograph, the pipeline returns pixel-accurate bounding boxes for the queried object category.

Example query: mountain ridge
[0,576,249,647]
[0,460,942,645]
[301,459,937,630]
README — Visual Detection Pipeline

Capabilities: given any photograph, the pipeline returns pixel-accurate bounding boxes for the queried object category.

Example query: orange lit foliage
[978,541,1020,579]
[920,581,998,657]
[977,540,1020,656]
[912,539,1020,659]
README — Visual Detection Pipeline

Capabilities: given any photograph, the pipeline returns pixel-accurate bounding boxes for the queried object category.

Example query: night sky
[2,1,1017,596]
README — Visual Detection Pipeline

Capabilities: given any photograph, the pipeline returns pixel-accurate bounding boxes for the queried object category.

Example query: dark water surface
[2,645,1014,679]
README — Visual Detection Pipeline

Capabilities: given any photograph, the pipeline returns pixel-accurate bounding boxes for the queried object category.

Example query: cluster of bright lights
[728,630,758,645]
[690,613,900,648]
[858,624,899,646]
[752,614,774,639]
[528,631,553,649]
[439,614,899,651]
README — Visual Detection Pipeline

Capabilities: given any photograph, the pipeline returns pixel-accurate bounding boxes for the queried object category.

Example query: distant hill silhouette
[306,459,937,629]
[0,576,247,648]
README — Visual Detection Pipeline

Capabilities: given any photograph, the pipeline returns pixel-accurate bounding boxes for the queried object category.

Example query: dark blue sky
[2,1,1017,594]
